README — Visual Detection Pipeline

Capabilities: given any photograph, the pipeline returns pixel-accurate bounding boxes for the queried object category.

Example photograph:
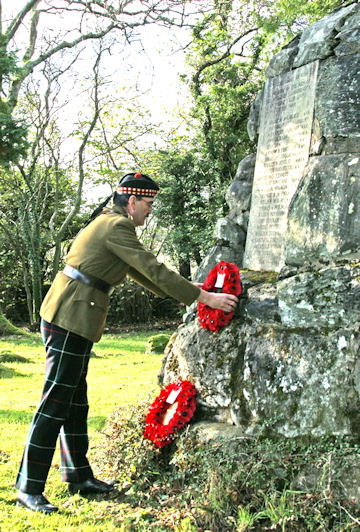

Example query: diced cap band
[116,186,158,197]
[116,172,159,198]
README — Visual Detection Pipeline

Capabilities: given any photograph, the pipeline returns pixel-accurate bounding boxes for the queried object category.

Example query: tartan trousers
[16,320,94,494]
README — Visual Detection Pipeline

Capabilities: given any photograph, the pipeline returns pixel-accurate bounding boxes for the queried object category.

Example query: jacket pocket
[71,285,110,341]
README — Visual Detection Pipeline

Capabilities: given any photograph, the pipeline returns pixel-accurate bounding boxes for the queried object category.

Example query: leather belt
[63,265,113,295]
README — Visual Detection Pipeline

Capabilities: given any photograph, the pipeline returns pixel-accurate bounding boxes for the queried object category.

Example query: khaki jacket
[40,206,200,342]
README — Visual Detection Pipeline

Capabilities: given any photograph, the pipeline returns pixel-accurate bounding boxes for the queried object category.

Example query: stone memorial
[161,2,360,499]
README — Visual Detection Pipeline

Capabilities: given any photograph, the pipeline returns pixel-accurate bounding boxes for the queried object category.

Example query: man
[15,172,238,513]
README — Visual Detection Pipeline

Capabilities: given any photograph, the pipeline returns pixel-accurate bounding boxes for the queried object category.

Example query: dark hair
[83,193,112,227]
[85,192,144,227]
[113,192,143,207]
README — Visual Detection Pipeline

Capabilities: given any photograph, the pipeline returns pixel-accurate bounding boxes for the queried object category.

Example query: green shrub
[145,333,171,354]
[106,278,180,325]
[96,401,360,531]
[0,313,27,336]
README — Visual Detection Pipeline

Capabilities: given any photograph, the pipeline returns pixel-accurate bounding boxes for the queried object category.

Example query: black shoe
[68,477,115,495]
[16,491,58,514]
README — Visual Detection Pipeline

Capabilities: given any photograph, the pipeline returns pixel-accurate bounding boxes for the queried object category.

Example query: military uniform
[16,205,200,494]
[41,205,199,342]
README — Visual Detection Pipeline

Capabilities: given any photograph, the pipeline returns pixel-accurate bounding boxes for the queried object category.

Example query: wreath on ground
[198,261,242,333]
[144,380,197,448]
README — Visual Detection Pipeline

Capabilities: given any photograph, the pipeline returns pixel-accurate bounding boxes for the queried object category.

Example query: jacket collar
[104,204,128,217]
[113,204,128,217]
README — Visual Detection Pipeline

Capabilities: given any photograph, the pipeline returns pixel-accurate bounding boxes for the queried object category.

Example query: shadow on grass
[0,365,27,379]
[0,496,17,505]
[0,352,31,364]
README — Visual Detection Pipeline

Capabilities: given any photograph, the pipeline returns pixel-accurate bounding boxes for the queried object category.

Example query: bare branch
[8,22,118,109]
[337,503,360,526]
[6,0,211,110]
[98,116,119,170]
[50,45,104,276]
[192,27,258,96]
[23,8,41,63]
[4,0,40,43]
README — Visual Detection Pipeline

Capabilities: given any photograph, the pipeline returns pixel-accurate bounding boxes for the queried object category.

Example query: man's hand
[197,288,238,312]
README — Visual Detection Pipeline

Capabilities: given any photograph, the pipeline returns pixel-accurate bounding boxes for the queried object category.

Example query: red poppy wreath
[144,380,197,448]
[198,261,242,333]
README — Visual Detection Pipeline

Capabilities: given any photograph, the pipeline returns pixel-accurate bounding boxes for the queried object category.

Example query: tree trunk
[193,246,203,266]
[22,265,33,323]
[31,253,42,323]
[179,257,191,280]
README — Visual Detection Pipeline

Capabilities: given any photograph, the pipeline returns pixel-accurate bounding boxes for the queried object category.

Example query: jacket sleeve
[105,218,200,306]
[127,267,168,298]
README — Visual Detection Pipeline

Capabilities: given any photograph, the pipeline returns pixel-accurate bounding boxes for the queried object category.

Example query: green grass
[0,330,169,531]
[2,332,359,531]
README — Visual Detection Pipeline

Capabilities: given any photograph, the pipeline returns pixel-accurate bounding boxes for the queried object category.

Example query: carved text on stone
[244,61,319,271]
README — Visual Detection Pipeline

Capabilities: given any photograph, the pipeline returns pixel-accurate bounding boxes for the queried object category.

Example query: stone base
[190,421,251,444]
[162,262,360,440]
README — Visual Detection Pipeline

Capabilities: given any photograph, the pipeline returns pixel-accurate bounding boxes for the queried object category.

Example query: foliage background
[0,0,349,326]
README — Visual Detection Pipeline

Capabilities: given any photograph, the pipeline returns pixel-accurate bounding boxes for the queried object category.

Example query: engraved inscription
[244,61,319,271]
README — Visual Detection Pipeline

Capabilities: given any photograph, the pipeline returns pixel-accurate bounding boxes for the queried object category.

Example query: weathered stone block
[190,421,250,444]
[323,136,360,154]
[246,91,263,143]
[293,3,357,68]
[225,153,256,211]
[277,264,360,329]
[213,218,245,247]
[193,244,244,283]
[245,283,280,325]
[266,38,299,78]
[245,264,360,330]
[334,4,360,56]
[315,54,360,137]
[226,209,249,232]
[160,320,246,423]
[335,3,360,40]
[242,328,360,438]
[285,154,360,266]
[335,28,360,56]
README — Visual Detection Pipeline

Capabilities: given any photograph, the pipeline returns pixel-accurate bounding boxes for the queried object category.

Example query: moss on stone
[240,269,279,284]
